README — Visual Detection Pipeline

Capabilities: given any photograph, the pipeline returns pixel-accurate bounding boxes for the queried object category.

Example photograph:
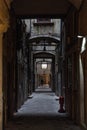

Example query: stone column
[0,0,11,129]
[0,21,9,130]
[0,33,3,130]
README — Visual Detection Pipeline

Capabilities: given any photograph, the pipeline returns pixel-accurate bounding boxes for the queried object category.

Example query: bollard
[58,96,65,113]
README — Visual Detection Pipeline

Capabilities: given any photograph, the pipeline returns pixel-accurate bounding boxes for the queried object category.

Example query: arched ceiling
[12,0,83,18]
[33,52,55,59]
[0,0,83,29]
[28,35,60,44]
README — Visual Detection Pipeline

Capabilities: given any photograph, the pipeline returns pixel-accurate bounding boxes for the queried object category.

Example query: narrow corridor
[1,1,87,130]
[6,87,82,130]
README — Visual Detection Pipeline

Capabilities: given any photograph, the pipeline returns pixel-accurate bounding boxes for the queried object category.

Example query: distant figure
[41,79,44,86]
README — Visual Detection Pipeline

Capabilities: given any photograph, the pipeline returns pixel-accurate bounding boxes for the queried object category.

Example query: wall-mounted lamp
[77,35,83,38]
[81,37,86,53]
[77,35,87,53]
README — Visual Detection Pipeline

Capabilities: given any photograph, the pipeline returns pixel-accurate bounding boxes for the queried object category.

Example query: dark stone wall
[3,8,17,123]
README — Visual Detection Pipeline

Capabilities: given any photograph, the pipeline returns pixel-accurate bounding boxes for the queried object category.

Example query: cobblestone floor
[5,87,82,130]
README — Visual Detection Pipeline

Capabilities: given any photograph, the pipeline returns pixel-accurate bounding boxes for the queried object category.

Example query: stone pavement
[6,87,82,130]
[15,89,64,116]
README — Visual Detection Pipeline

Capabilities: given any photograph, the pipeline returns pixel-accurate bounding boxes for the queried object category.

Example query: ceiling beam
[13,0,70,17]
[68,0,83,9]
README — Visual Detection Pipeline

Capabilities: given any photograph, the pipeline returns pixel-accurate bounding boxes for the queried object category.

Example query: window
[33,18,54,26]
[41,62,48,69]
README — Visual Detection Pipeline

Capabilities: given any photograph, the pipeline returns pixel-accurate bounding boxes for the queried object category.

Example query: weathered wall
[16,20,30,109]
[64,1,87,129]
[30,19,61,36]
[63,6,80,123]
[78,0,87,129]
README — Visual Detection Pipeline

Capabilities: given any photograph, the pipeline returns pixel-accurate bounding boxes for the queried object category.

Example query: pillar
[0,33,3,130]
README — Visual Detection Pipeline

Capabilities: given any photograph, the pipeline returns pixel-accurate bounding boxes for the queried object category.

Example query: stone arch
[28,34,60,44]
[33,51,55,59]
[33,51,55,91]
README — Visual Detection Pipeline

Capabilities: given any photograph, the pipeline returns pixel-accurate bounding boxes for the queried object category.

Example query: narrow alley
[6,87,82,130]
[1,0,87,130]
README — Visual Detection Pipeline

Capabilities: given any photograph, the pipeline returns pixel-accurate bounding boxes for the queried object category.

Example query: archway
[33,52,55,92]
[28,34,60,92]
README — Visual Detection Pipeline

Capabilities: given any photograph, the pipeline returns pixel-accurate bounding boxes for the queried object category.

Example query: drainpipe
[30,19,31,36]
